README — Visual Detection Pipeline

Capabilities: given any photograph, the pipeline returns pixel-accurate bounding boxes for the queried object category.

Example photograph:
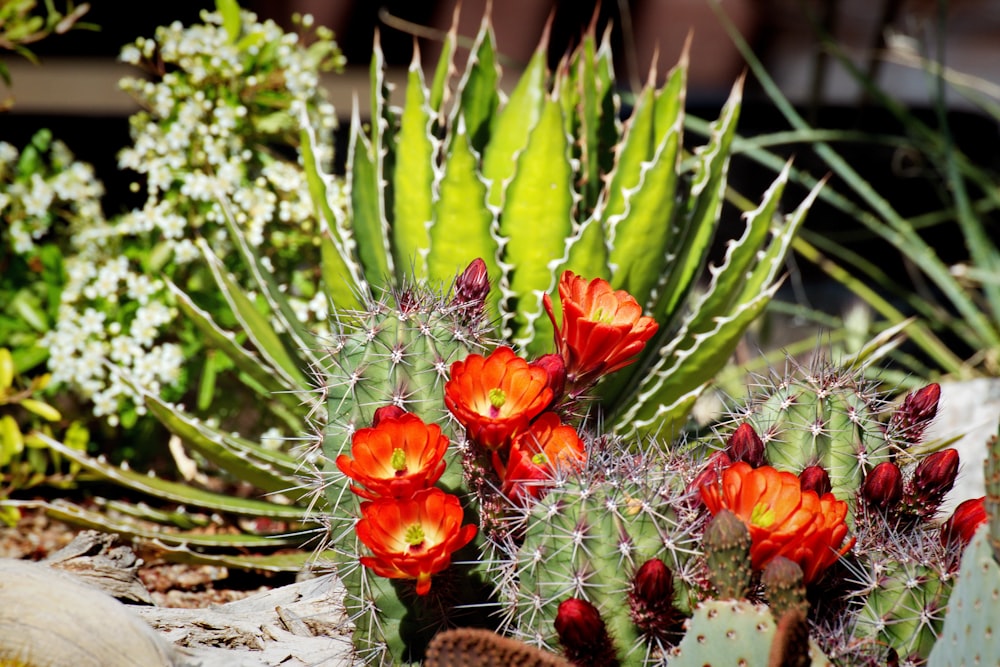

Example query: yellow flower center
[489,387,506,409]
[750,502,776,528]
[390,448,407,473]
[531,452,548,465]
[591,306,615,324]
[404,523,425,548]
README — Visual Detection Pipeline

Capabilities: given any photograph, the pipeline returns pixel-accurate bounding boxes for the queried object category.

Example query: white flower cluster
[0,136,105,255]
[25,8,347,424]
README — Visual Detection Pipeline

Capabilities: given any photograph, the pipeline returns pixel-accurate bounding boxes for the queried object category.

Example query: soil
[0,505,280,608]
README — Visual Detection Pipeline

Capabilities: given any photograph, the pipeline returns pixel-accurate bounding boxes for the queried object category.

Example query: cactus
[927,427,1000,667]
[668,600,833,667]
[425,628,573,667]
[494,444,701,663]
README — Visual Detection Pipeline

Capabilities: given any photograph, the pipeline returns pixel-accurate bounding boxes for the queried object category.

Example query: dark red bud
[912,448,960,506]
[891,383,941,447]
[531,353,567,401]
[371,405,407,427]
[629,559,679,641]
[941,496,987,547]
[688,451,733,502]
[452,258,490,314]
[862,461,903,509]
[798,465,832,497]
[726,423,765,467]
[554,598,619,667]
[632,558,673,603]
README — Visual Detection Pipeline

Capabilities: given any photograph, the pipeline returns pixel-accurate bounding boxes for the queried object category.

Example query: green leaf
[165,279,303,417]
[427,119,499,299]
[348,110,392,286]
[497,96,575,354]
[391,52,436,280]
[480,31,549,208]
[298,120,365,311]
[38,433,306,519]
[454,15,500,154]
[41,500,303,549]
[652,76,744,325]
[198,240,308,390]
[216,0,241,43]
[428,12,457,113]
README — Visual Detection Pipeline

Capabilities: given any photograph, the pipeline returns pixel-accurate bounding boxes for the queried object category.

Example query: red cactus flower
[355,487,477,596]
[941,496,987,547]
[493,412,585,501]
[444,347,552,450]
[336,412,449,500]
[700,462,855,584]
[543,270,658,384]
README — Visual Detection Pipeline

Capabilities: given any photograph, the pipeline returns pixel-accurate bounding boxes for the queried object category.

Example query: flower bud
[726,423,765,467]
[910,448,960,510]
[531,354,567,402]
[554,598,619,667]
[629,559,679,641]
[451,258,490,319]
[863,461,903,509]
[890,383,941,448]
[371,405,407,427]
[941,496,987,547]
[798,465,831,497]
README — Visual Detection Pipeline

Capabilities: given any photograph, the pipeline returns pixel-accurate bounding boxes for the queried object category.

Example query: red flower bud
[910,448,960,511]
[941,496,987,547]
[633,558,673,604]
[371,405,407,427]
[554,598,619,667]
[726,423,765,467]
[451,258,490,320]
[531,354,567,402]
[798,465,831,497]
[862,462,903,509]
[890,383,941,448]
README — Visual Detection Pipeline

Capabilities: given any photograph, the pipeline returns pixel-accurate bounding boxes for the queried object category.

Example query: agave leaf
[37,433,306,519]
[298,115,365,310]
[391,48,437,280]
[602,84,656,254]
[593,24,620,181]
[198,240,309,390]
[651,76,744,325]
[348,108,393,286]
[428,6,458,114]
[428,117,500,296]
[216,201,323,373]
[480,23,549,208]
[41,500,303,549]
[497,96,575,354]
[165,279,302,414]
[454,12,500,154]
[605,75,684,308]
[134,388,307,499]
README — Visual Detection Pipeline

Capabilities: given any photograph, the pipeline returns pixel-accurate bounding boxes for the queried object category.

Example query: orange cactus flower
[493,412,586,501]
[356,487,477,595]
[335,412,449,500]
[700,462,854,584]
[444,346,553,450]
[543,270,658,384]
